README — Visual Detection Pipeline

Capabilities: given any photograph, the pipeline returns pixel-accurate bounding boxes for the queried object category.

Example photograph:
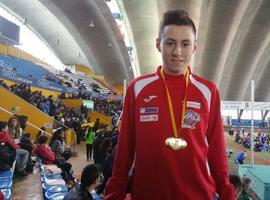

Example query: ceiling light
[89,21,94,28]
[23,17,27,25]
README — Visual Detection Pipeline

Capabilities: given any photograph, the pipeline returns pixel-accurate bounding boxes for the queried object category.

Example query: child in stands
[0,121,29,176]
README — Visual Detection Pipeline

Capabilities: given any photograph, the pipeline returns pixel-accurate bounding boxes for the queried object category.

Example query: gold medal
[165,137,187,150]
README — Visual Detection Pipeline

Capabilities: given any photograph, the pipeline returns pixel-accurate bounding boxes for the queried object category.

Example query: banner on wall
[222,101,270,110]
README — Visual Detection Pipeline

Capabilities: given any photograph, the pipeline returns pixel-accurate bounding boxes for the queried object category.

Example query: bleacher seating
[37,159,68,200]
[0,54,48,78]
[0,158,16,200]
[57,71,111,95]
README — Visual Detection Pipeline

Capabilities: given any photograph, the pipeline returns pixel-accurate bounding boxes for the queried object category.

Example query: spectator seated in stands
[0,121,17,171]
[8,116,23,142]
[59,93,67,99]
[34,135,56,165]
[0,121,29,176]
[64,67,72,73]
[35,127,46,144]
[64,164,100,200]
[20,132,34,154]
[0,79,9,89]
[35,134,75,189]
[49,128,71,162]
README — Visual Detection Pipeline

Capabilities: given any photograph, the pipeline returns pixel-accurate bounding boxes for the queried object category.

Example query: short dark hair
[80,164,100,188]
[159,9,196,38]
[37,135,49,144]
[0,121,7,131]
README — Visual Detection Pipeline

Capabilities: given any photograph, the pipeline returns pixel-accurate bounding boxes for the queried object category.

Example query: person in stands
[49,128,71,162]
[0,121,29,176]
[105,9,235,200]
[8,116,22,142]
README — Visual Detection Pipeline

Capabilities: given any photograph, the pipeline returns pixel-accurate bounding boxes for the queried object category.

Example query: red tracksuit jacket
[105,66,235,200]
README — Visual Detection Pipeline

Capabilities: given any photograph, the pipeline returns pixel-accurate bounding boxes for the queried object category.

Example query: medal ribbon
[160,67,190,138]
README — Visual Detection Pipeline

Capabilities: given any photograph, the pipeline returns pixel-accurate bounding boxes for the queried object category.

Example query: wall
[88,111,112,127]
[114,84,123,96]
[75,64,95,76]
[62,99,83,109]
[0,42,47,66]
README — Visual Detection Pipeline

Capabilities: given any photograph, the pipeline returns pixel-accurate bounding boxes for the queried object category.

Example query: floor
[12,142,92,200]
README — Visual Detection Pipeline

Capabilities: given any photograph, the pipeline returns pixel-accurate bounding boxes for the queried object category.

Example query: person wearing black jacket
[64,164,100,200]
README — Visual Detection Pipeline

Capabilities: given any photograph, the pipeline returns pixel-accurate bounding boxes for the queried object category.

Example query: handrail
[0,106,52,137]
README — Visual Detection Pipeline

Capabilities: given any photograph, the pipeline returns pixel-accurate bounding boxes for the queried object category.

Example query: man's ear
[156,38,161,52]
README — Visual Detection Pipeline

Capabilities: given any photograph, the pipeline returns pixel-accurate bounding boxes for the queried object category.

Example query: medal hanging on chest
[160,67,190,150]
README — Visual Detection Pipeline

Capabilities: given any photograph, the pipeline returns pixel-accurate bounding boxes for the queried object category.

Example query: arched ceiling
[119,0,270,102]
[0,0,132,86]
[0,0,270,102]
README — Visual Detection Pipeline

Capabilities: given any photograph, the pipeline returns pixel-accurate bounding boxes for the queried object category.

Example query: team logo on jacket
[144,95,157,103]
[183,110,200,129]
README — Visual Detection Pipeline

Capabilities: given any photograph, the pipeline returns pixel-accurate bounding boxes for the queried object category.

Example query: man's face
[156,25,196,75]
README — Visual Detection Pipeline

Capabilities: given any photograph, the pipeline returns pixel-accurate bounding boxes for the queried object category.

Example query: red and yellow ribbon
[160,67,190,138]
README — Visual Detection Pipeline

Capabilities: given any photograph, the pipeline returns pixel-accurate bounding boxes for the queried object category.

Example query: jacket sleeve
[51,140,63,158]
[105,83,136,200]
[42,147,56,162]
[4,134,19,150]
[206,87,236,200]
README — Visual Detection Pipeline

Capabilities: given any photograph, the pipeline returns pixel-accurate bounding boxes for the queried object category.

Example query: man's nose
[172,44,182,55]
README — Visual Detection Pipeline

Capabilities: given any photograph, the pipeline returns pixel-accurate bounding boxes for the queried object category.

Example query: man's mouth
[171,59,184,63]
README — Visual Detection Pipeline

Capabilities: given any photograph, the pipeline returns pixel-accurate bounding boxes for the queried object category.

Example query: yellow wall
[75,65,95,76]
[88,111,112,127]
[62,99,83,108]
[0,86,54,139]
[92,75,107,86]
[0,42,47,66]
[114,84,123,96]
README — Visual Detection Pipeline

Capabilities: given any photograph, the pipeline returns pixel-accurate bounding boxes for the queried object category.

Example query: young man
[105,10,235,200]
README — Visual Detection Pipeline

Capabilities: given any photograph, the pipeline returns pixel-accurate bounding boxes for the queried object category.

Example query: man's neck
[162,66,187,76]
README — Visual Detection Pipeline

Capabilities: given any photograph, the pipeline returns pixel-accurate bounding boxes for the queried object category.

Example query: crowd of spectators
[233,128,270,152]
[0,79,122,142]
[93,97,122,118]
[0,80,89,142]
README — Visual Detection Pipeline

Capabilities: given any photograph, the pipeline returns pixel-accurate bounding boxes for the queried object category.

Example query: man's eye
[182,42,191,47]
[165,41,174,46]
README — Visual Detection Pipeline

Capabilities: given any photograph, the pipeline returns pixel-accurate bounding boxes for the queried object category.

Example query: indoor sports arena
[0,0,269,200]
